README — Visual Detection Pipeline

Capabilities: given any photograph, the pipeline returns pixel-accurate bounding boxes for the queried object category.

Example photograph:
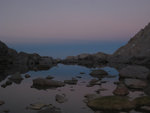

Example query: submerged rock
[124,79,147,89]
[38,106,61,113]
[32,78,65,88]
[113,83,129,96]
[25,74,31,78]
[90,69,108,79]
[119,65,150,79]
[55,94,67,103]
[87,96,135,110]
[133,96,150,107]
[46,76,54,80]
[64,78,78,85]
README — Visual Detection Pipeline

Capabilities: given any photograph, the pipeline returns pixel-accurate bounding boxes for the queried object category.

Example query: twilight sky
[0,0,150,44]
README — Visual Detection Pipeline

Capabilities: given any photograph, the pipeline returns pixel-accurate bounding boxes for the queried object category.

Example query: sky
[0,0,150,44]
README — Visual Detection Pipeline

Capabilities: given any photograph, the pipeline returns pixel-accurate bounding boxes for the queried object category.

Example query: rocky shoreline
[0,22,150,113]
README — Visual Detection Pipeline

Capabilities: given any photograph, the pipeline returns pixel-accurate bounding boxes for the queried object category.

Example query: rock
[25,74,31,78]
[9,72,23,80]
[5,80,12,85]
[76,76,82,78]
[140,106,150,111]
[119,65,150,79]
[0,100,5,105]
[110,22,150,65]
[84,94,100,101]
[87,79,101,87]
[3,110,10,113]
[38,106,61,113]
[88,96,135,110]
[46,76,54,80]
[133,96,150,107]
[113,83,129,96]
[90,69,108,79]
[28,103,48,110]
[55,94,67,103]
[32,78,65,88]
[144,85,150,96]
[80,72,85,74]
[124,79,147,89]
[64,78,78,85]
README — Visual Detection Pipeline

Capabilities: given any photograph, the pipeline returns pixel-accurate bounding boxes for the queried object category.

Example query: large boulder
[119,65,150,79]
[124,78,147,89]
[32,78,65,88]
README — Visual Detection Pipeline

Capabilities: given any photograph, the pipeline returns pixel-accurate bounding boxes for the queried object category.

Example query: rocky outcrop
[109,22,150,65]
[62,52,109,67]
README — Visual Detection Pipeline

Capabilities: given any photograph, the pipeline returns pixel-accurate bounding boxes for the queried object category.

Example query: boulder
[55,94,67,103]
[90,69,108,79]
[64,78,78,85]
[32,78,65,88]
[124,79,147,89]
[38,106,61,113]
[87,96,135,110]
[113,83,129,96]
[28,103,48,110]
[119,65,150,79]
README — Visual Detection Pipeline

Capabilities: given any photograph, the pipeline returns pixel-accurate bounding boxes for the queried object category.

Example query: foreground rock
[88,96,135,110]
[119,65,150,79]
[8,72,23,80]
[124,79,147,89]
[113,83,129,96]
[90,69,108,79]
[87,96,150,111]
[55,94,67,103]
[32,78,65,89]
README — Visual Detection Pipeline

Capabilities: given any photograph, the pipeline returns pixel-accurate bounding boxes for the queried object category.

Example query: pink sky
[0,0,150,44]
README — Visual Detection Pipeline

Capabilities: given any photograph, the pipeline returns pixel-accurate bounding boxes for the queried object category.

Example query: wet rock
[28,103,48,110]
[25,74,31,78]
[46,76,54,80]
[0,100,5,105]
[87,79,101,87]
[55,94,67,103]
[124,79,147,89]
[64,78,78,85]
[119,65,150,79]
[8,72,23,80]
[113,83,129,96]
[87,96,135,110]
[38,106,61,113]
[90,69,108,79]
[32,78,65,88]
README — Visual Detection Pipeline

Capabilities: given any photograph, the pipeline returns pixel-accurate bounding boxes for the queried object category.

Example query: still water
[0,64,145,113]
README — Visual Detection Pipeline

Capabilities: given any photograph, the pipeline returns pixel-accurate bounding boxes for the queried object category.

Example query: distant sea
[8,41,126,58]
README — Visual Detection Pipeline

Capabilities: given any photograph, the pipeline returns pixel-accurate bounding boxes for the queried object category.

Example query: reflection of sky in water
[0,64,145,113]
